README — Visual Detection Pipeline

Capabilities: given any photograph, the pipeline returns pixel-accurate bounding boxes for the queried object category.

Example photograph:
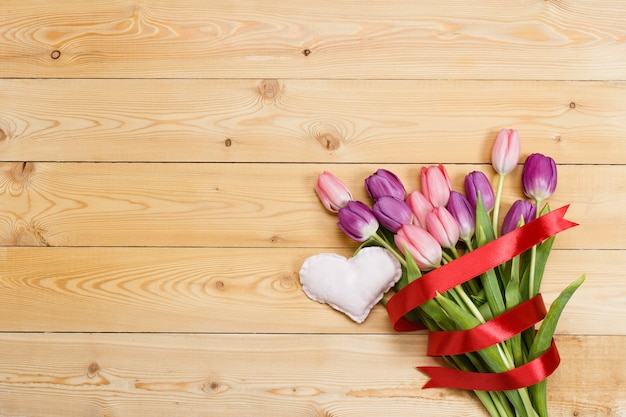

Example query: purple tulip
[447,191,475,242]
[395,224,442,271]
[421,164,452,207]
[491,129,520,175]
[406,190,434,229]
[365,169,406,201]
[337,201,379,242]
[372,196,413,232]
[465,171,495,212]
[315,171,352,213]
[426,207,460,250]
[522,153,557,202]
[501,200,537,235]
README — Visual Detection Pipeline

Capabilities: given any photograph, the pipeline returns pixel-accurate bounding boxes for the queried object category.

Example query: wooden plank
[0,333,622,417]
[1,79,626,164]
[0,247,617,335]
[1,0,626,80]
[0,162,622,249]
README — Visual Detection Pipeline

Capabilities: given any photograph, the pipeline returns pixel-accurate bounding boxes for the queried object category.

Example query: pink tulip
[491,129,520,175]
[426,207,460,250]
[421,164,452,207]
[406,190,433,229]
[395,224,442,271]
[315,171,352,213]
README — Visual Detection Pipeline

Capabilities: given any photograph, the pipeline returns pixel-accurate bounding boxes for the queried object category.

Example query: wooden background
[1,1,625,416]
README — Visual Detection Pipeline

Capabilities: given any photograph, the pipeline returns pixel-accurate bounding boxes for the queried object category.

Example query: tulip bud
[406,190,433,229]
[337,201,379,242]
[365,169,406,201]
[465,170,495,212]
[315,171,352,213]
[426,207,460,250]
[522,153,557,202]
[421,164,452,207]
[372,196,413,232]
[491,129,520,175]
[395,224,442,271]
[447,191,475,242]
[501,200,537,235]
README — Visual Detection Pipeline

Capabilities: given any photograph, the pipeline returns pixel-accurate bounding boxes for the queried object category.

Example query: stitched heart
[299,247,402,323]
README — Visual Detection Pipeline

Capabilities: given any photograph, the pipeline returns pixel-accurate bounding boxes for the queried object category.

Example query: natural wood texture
[1,79,625,163]
[1,0,626,80]
[0,333,623,417]
[1,1,624,416]
[0,162,622,249]
[0,247,618,335]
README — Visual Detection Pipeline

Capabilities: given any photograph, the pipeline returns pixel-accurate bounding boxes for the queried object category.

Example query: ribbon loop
[427,294,547,356]
[418,339,561,391]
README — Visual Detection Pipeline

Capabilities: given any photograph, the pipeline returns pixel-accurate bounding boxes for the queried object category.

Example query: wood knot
[10,162,35,183]
[302,49,312,56]
[258,79,282,101]
[202,380,230,395]
[87,362,100,378]
[51,50,61,60]
[0,129,7,142]
[274,273,297,291]
[569,102,576,109]
[315,131,342,151]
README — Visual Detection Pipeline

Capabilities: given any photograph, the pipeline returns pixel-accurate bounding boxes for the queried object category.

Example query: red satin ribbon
[418,339,561,391]
[427,294,547,356]
[384,205,577,391]
[386,205,577,332]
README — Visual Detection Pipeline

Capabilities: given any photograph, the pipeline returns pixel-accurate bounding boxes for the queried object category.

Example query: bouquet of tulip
[300,129,585,417]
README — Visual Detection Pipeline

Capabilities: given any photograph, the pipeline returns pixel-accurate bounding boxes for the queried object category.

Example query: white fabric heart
[299,247,402,323]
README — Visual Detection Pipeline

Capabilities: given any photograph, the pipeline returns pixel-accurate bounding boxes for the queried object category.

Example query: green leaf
[531,236,555,299]
[476,226,506,318]
[504,254,525,366]
[528,274,586,360]
[527,273,585,417]
[475,193,496,244]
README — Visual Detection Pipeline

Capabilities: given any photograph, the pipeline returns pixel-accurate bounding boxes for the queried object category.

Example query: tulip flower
[491,129,520,176]
[447,191,475,245]
[421,164,452,207]
[465,171,495,212]
[372,196,413,232]
[395,224,442,271]
[365,169,406,201]
[426,207,460,252]
[501,200,537,235]
[490,129,521,237]
[337,201,379,242]
[406,190,433,229]
[522,153,557,203]
[315,171,352,213]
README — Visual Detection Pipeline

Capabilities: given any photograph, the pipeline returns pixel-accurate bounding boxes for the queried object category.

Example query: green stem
[492,173,505,238]
[528,199,542,299]
[370,233,407,268]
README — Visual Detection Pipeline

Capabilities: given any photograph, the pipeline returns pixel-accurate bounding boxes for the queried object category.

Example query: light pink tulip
[491,129,520,175]
[315,171,352,213]
[421,164,452,207]
[395,224,442,271]
[426,207,460,250]
[406,190,433,229]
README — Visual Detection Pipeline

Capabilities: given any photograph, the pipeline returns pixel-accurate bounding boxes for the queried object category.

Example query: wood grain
[1,0,625,79]
[0,333,623,417]
[0,162,622,249]
[0,247,617,335]
[1,0,623,415]
[1,79,625,163]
